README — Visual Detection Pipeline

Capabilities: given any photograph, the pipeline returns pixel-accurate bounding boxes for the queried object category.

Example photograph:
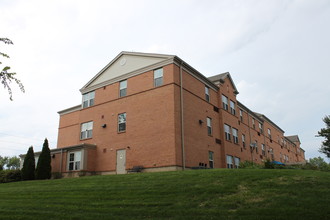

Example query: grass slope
[0,169,329,220]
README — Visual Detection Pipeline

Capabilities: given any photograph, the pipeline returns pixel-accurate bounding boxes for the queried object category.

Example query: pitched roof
[208,72,239,94]
[285,135,301,144]
[253,112,285,133]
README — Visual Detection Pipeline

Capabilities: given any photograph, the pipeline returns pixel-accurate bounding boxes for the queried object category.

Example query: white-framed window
[259,123,263,133]
[261,144,266,156]
[205,86,210,102]
[207,117,212,136]
[119,80,127,97]
[226,155,233,169]
[222,95,228,110]
[239,109,243,121]
[252,118,255,129]
[255,140,258,153]
[234,157,240,169]
[232,128,238,144]
[209,151,214,168]
[68,151,81,171]
[154,68,163,87]
[80,121,93,140]
[224,124,231,141]
[82,91,95,108]
[230,100,236,115]
[242,134,246,148]
[118,113,126,132]
[268,128,272,139]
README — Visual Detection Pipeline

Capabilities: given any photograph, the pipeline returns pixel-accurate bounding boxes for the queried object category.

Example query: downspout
[247,111,254,163]
[60,148,63,174]
[180,61,186,170]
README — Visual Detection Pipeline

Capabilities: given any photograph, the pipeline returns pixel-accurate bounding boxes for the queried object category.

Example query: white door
[116,149,126,174]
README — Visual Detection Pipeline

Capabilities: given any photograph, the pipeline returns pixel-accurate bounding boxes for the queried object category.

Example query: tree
[0,156,9,171]
[317,115,330,158]
[21,146,35,180]
[7,156,20,170]
[1,38,24,100]
[36,139,51,179]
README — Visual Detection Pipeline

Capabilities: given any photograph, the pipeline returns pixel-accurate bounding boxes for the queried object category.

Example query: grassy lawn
[0,169,329,220]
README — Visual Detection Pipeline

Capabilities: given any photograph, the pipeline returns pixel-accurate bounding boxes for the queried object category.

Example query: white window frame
[224,124,231,141]
[80,121,93,140]
[209,151,214,168]
[154,68,163,87]
[82,91,95,108]
[222,95,228,110]
[119,80,127,97]
[234,157,240,169]
[252,118,255,129]
[268,128,272,139]
[207,117,212,136]
[261,144,266,156]
[239,109,243,121]
[118,113,126,132]
[232,128,238,144]
[259,123,263,133]
[230,100,236,115]
[205,86,210,102]
[68,151,82,171]
[242,134,246,148]
[226,155,233,169]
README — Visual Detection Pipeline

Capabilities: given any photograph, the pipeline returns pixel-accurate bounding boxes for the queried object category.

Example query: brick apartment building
[28,51,306,176]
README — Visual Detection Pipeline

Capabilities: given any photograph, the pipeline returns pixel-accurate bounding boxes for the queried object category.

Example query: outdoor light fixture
[101,124,107,128]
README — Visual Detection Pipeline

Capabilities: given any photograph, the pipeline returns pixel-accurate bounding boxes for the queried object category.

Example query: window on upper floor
[119,80,127,97]
[259,123,263,134]
[232,128,238,144]
[261,144,266,156]
[239,109,243,122]
[242,134,246,148]
[224,124,231,141]
[226,155,233,169]
[118,113,127,132]
[205,86,210,102]
[80,121,93,140]
[230,100,236,115]
[207,117,212,136]
[82,91,95,108]
[68,151,81,171]
[154,68,163,87]
[268,128,272,139]
[222,95,228,110]
[252,118,255,129]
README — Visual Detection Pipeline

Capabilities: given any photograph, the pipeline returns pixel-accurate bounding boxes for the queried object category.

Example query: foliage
[318,115,330,158]
[0,169,329,219]
[0,155,20,170]
[0,156,8,170]
[238,160,262,169]
[36,139,52,180]
[0,170,22,183]
[21,146,35,180]
[304,157,330,171]
[0,38,24,100]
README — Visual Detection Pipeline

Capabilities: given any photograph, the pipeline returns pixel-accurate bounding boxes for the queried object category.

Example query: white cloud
[1,0,330,160]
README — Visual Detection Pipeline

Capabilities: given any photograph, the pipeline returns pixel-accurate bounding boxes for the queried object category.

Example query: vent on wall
[215,138,221,145]
[213,106,219,112]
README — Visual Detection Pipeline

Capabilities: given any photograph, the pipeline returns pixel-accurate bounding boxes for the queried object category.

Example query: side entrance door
[116,149,126,174]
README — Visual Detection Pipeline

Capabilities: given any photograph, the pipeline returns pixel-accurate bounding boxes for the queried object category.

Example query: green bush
[0,170,22,183]
[239,160,262,169]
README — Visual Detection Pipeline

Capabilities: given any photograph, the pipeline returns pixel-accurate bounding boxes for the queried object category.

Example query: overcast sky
[1,0,329,161]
